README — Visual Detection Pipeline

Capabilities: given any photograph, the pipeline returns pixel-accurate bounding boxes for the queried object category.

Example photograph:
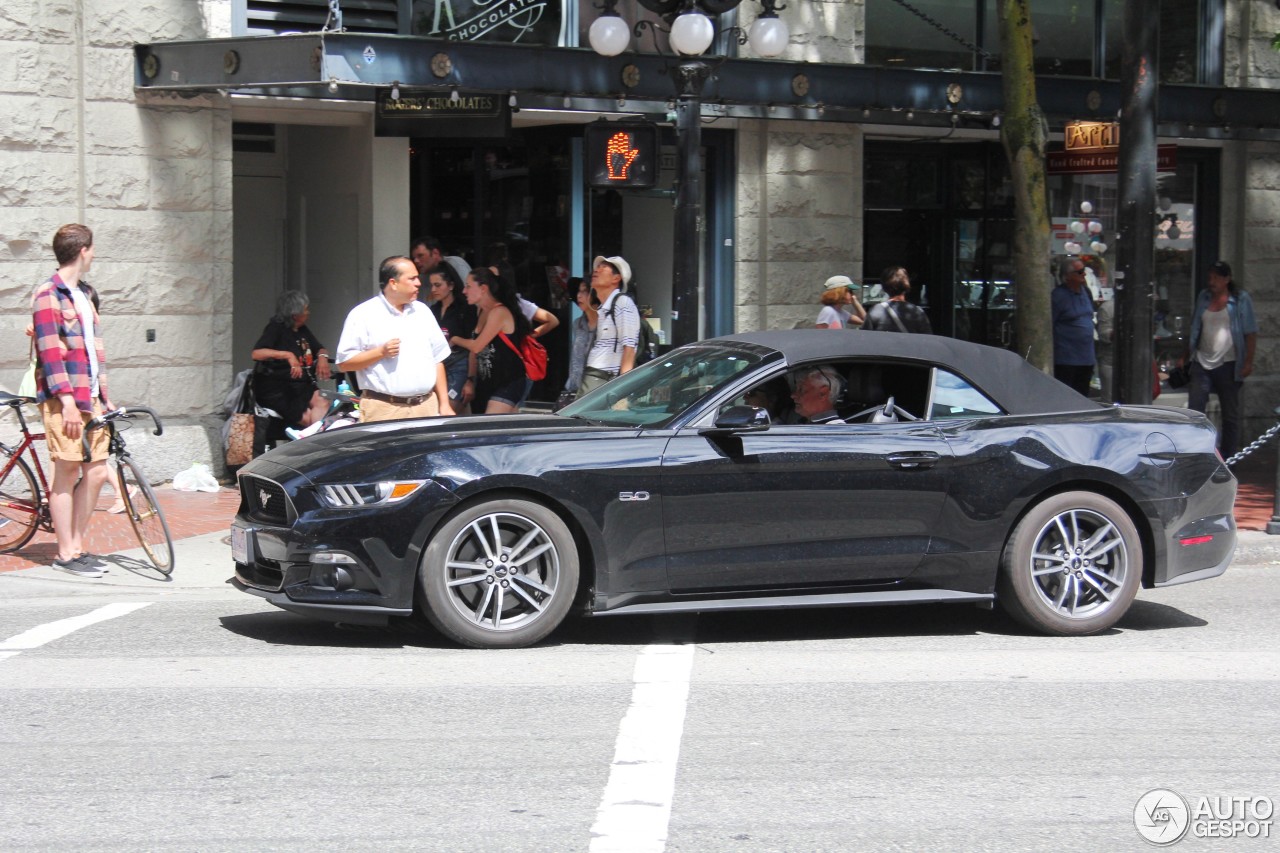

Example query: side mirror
[700,405,771,436]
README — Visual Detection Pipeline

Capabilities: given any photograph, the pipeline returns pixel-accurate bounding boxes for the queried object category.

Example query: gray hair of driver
[795,365,845,407]
[273,289,310,322]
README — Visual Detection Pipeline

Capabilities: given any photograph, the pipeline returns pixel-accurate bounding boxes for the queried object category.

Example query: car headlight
[316,480,426,508]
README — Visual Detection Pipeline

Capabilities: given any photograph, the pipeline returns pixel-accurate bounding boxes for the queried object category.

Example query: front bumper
[231,472,459,624]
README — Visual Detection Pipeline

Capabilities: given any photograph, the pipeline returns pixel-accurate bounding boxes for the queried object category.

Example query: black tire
[419,497,579,648]
[997,491,1142,635]
[118,457,175,574]
[0,449,41,553]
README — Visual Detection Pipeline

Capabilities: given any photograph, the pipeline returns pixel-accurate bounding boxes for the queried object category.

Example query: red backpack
[498,332,547,381]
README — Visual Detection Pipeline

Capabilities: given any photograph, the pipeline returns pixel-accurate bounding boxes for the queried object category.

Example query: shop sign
[1047,145,1177,175]
[1064,120,1121,152]
[374,89,510,138]
[411,0,567,46]
[586,122,659,189]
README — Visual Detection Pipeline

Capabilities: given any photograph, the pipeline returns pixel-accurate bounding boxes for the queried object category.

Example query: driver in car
[790,366,845,424]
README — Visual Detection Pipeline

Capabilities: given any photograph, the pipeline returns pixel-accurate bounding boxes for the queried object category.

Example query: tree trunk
[998,0,1052,372]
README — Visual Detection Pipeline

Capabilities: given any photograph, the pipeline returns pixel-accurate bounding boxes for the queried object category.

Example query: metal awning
[135,33,1280,140]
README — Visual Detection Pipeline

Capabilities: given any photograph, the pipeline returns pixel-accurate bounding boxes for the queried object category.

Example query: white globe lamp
[589,14,631,57]
[748,14,789,58]
[670,12,714,56]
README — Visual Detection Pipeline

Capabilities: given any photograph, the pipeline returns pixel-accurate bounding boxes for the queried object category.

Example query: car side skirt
[589,588,995,616]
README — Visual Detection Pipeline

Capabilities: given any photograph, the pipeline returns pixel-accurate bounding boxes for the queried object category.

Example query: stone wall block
[109,316,215,367]
[210,262,234,314]
[85,153,151,210]
[1246,41,1280,83]
[1243,226,1280,263]
[736,215,762,263]
[0,263,53,312]
[738,176,762,218]
[0,41,78,95]
[86,102,213,158]
[765,131,860,176]
[94,210,219,264]
[211,154,233,212]
[93,261,216,314]
[150,156,215,211]
[82,46,137,101]
[766,174,855,218]
[0,206,77,259]
[1244,188,1280,227]
[0,1,77,42]
[87,2,207,48]
[734,261,762,306]
[767,217,858,262]
[1246,153,1280,190]
[0,151,79,207]
[1,95,78,151]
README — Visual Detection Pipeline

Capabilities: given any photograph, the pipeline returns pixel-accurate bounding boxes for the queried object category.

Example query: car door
[660,418,953,593]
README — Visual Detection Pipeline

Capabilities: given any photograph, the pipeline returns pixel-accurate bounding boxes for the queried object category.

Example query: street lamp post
[590,0,789,346]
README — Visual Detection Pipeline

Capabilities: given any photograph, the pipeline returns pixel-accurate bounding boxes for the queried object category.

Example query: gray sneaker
[52,557,104,578]
[79,553,110,572]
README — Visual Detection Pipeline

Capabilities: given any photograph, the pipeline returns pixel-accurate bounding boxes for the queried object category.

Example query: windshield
[559,343,774,427]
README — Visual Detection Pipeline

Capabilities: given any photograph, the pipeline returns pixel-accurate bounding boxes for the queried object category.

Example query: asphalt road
[0,533,1277,852]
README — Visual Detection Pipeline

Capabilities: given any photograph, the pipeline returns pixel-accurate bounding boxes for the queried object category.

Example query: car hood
[239,413,631,483]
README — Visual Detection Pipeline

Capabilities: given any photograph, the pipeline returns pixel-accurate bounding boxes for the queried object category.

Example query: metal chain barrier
[1225,419,1280,467]
[886,0,993,60]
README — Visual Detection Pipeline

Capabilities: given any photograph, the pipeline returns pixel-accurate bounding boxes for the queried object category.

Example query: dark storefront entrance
[864,139,1220,371]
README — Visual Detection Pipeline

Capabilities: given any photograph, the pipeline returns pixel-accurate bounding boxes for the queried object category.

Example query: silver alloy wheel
[442,510,562,632]
[1027,507,1129,619]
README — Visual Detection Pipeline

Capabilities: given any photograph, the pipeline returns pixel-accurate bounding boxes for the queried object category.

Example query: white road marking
[590,644,696,853]
[0,603,152,653]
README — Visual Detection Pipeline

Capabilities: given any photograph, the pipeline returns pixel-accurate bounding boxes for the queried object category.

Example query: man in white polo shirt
[336,256,455,423]
[579,255,640,399]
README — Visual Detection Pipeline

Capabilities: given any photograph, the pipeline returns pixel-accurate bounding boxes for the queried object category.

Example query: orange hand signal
[606,131,641,180]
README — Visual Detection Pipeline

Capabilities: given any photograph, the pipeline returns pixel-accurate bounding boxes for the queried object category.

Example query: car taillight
[1179,534,1214,546]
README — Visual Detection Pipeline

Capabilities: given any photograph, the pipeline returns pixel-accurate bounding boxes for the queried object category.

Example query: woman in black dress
[451,268,529,414]
[250,290,331,428]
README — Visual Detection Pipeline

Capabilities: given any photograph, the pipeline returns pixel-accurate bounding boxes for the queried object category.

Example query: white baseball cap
[593,255,633,291]
[823,274,854,293]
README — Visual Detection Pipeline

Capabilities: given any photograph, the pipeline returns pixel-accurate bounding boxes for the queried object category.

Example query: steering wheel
[846,396,920,423]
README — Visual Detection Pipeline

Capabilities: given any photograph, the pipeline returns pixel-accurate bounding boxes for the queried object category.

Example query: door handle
[887,451,941,470]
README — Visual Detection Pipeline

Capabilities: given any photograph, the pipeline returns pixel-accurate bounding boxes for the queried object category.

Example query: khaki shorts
[358,394,440,424]
[41,399,109,462]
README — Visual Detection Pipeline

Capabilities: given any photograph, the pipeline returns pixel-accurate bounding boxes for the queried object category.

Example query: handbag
[225,375,256,466]
[17,350,37,399]
[499,332,548,381]
[1166,364,1190,389]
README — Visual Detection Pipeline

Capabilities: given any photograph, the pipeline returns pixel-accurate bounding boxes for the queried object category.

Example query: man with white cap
[579,254,640,398]
[816,275,866,329]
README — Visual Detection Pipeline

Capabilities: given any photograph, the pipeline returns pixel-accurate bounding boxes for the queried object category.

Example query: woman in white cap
[815,275,866,329]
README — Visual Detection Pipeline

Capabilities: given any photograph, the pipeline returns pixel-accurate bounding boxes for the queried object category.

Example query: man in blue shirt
[1051,259,1096,397]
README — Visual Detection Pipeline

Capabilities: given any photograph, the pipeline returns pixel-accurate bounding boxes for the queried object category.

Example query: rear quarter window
[930,369,1002,419]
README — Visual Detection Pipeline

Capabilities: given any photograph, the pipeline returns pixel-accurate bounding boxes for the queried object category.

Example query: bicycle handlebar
[81,406,165,462]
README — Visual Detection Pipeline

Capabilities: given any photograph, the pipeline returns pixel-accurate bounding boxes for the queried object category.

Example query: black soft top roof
[710,330,1098,415]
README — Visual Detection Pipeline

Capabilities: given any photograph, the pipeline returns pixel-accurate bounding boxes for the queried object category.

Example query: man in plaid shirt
[32,224,114,578]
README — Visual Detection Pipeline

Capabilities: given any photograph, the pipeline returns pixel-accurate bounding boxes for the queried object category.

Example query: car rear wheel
[997,491,1141,635]
[419,497,579,648]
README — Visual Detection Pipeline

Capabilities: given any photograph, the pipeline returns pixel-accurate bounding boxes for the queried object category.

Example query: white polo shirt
[336,293,451,396]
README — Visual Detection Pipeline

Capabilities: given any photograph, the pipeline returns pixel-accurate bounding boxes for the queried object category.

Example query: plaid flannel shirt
[32,273,107,412]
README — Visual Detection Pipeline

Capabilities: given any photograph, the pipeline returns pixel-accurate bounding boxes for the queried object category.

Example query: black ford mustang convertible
[231,331,1236,648]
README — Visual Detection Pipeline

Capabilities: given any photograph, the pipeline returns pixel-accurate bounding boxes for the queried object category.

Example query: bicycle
[0,391,175,574]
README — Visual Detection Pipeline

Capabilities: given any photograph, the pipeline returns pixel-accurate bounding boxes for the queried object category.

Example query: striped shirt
[586,290,640,375]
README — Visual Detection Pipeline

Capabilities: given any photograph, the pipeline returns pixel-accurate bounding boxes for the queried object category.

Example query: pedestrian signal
[586,122,658,189]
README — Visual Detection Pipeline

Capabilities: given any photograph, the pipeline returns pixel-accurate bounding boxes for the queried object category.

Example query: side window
[930,369,1002,419]
[719,374,794,423]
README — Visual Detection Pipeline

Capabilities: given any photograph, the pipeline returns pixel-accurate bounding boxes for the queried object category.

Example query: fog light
[311,551,356,564]
[309,564,354,590]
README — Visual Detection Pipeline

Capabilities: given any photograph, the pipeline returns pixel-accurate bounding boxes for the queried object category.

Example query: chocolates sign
[412,0,567,45]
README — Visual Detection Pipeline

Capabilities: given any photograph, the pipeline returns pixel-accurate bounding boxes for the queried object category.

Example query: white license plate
[231,526,252,564]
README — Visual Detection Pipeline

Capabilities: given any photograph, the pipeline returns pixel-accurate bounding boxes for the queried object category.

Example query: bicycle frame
[0,404,51,529]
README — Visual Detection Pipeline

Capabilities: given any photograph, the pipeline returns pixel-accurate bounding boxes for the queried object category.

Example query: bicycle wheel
[0,449,41,552]
[118,456,175,574]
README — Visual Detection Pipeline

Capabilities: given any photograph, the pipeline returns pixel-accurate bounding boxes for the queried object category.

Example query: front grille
[240,474,294,525]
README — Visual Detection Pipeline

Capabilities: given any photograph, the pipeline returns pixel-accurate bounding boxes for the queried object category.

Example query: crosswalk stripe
[590,644,696,853]
[0,602,153,652]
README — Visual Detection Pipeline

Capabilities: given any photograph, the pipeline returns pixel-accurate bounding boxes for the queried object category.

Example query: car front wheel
[419,497,579,648]
[997,491,1142,635]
